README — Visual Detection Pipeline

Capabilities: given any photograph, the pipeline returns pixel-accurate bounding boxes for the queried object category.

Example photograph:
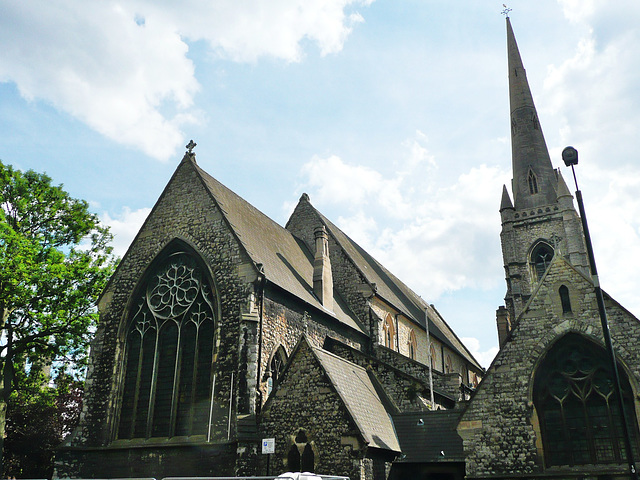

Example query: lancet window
[528,169,539,194]
[117,245,217,440]
[383,314,395,350]
[408,330,417,360]
[534,334,640,466]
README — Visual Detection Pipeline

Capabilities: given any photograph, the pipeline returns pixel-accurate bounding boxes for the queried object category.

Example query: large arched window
[531,242,554,281]
[534,333,640,467]
[117,245,217,440]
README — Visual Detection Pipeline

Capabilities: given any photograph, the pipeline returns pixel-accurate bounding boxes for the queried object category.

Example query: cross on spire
[186,139,197,154]
[502,4,512,17]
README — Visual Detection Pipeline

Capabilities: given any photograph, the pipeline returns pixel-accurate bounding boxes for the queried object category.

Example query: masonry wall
[56,158,259,477]
[286,197,373,334]
[258,287,367,407]
[458,259,640,479]
[260,342,369,480]
[501,202,589,321]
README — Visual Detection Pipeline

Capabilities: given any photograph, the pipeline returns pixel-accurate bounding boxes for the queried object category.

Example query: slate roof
[311,346,401,453]
[312,209,481,370]
[192,160,365,335]
[392,410,464,463]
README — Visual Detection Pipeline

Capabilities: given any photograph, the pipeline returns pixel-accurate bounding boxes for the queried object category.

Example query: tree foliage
[3,372,83,479]
[0,160,117,469]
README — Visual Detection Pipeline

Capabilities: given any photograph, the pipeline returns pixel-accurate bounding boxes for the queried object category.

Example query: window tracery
[267,345,288,396]
[531,243,554,281]
[117,246,217,440]
[534,334,640,466]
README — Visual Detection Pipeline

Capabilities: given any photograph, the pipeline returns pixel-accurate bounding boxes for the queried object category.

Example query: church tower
[499,17,589,327]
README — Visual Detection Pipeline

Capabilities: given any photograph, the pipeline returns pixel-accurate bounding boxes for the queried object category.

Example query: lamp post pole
[562,146,638,480]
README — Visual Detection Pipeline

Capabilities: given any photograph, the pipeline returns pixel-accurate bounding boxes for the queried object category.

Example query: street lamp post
[562,146,638,480]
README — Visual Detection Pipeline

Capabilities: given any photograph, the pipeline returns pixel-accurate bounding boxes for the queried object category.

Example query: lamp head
[562,146,579,166]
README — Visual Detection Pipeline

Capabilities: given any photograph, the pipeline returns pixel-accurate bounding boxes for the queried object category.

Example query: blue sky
[2,0,640,367]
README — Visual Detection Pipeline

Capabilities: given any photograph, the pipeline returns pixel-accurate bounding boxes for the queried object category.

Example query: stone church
[56,17,640,480]
[458,17,640,480]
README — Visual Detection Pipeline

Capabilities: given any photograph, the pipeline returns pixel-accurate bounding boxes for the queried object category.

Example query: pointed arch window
[429,345,437,370]
[534,334,640,466]
[408,330,417,360]
[267,346,288,396]
[531,243,554,280]
[383,314,396,350]
[117,245,217,440]
[559,285,572,314]
[528,169,539,194]
[288,430,315,473]
[445,354,453,374]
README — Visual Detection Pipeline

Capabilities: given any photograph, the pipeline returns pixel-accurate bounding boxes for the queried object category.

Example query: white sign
[262,437,275,454]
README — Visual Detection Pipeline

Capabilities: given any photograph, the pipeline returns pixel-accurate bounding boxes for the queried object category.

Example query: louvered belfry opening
[117,243,217,440]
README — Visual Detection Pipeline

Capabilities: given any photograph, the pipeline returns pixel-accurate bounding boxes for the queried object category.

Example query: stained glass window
[534,334,640,466]
[117,246,217,439]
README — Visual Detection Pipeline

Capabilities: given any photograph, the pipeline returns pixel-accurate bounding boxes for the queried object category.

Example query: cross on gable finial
[186,139,197,154]
[502,4,512,17]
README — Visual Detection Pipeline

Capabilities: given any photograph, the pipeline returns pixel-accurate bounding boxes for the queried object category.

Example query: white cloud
[298,132,510,300]
[461,337,499,369]
[101,207,152,257]
[0,0,371,160]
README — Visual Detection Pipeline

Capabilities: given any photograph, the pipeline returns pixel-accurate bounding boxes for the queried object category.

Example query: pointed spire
[556,169,575,208]
[507,18,557,210]
[500,184,514,211]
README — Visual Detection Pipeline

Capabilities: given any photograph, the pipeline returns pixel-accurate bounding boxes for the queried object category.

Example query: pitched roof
[392,410,464,463]
[311,345,401,453]
[191,159,365,335]
[307,207,481,370]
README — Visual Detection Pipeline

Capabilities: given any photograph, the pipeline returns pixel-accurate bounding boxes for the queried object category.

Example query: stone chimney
[496,305,511,348]
[313,226,333,311]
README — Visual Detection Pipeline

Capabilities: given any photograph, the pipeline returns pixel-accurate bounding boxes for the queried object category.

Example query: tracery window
[534,334,640,467]
[408,330,417,360]
[531,243,554,281]
[266,346,288,396]
[383,314,395,350]
[117,246,217,440]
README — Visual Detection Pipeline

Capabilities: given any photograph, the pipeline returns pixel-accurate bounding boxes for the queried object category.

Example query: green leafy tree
[0,160,116,472]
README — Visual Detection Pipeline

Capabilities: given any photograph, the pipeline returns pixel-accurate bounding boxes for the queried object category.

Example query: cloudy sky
[2,0,639,367]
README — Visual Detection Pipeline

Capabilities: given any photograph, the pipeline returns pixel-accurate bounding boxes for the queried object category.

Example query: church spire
[507,17,557,210]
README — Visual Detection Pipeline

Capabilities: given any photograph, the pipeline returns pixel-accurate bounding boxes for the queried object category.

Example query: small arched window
[528,169,539,194]
[117,244,217,440]
[534,333,640,466]
[383,314,395,350]
[445,355,453,374]
[531,243,554,280]
[288,430,314,472]
[559,285,572,313]
[408,330,417,360]
[267,346,288,396]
